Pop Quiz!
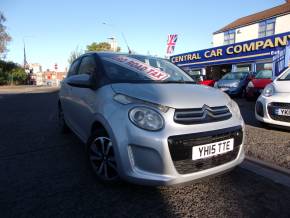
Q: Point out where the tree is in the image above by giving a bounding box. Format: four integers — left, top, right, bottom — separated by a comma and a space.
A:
10, 68, 27, 85
0, 60, 27, 85
0, 12, 11, 59
68, 46, 83, 64
86, 42, 121, 52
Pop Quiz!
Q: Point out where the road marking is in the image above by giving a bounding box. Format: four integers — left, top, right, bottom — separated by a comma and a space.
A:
240, 157, 290, 188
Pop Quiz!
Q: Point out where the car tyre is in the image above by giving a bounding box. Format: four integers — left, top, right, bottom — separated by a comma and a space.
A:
87, 130, 120, 183
58, 104, 70, 134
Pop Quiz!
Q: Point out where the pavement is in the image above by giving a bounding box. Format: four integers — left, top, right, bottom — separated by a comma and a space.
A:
0, 87, 290, 217
0, 85, 59, 94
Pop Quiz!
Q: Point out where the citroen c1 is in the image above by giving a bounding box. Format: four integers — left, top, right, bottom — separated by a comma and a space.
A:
58, 52, 245, 186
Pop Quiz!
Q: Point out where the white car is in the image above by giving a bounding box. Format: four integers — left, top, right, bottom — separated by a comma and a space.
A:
255, 68, 290, 128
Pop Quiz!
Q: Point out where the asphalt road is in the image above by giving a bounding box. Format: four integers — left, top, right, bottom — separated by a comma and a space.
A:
1, 89, 290, 217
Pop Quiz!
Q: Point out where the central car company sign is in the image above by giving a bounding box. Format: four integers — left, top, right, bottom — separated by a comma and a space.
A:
170, 32, 290, 70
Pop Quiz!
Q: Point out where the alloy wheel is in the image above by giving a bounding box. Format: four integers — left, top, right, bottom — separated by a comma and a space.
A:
89, 136, 119, 181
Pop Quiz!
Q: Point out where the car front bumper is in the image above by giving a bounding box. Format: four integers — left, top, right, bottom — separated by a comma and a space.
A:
255, 94, 290, 128
108, 107, 245, 186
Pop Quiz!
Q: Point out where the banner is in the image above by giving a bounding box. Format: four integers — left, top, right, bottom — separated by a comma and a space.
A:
171, 31, 290, 75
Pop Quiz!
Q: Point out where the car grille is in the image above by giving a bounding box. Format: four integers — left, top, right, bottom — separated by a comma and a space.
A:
174, 105, 232, 124
168, 126, 243, 175
267, 102, 290, 123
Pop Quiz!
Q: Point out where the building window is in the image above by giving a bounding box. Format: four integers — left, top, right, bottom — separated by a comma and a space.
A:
259, 18, 275, 38
224, 30, 235, 45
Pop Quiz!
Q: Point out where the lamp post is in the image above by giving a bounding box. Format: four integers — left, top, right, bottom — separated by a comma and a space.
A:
102, 22, 132, 54
107, 37, 117, 52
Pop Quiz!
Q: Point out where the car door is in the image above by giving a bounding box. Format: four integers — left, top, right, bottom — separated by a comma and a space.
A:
67, 54, 99, 142
59, 58, 81, 130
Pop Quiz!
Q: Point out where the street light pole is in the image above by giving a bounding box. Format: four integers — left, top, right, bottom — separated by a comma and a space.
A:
107, 37, 117, 52
102, 22, 132, 54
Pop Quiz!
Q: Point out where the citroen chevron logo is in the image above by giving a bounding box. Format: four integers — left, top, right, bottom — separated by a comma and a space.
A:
202, 104, 211, 112
201, 105, 218, 118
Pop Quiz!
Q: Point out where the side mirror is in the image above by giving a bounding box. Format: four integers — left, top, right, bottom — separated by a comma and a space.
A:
67, 74, 93, 88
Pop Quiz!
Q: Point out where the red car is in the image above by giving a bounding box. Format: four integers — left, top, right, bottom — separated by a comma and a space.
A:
198, 79, 216, 87
246, 70, 272, 99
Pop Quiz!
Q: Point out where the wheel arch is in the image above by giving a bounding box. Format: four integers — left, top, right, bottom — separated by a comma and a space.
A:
88, 116, 114, 144
90, 120, 107, 135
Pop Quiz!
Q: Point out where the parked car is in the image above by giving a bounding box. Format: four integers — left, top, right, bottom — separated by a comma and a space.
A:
58, 52, 245, 186
198, 76, 216, 87
246, 70, 272, 99
214, 71, 252, 96
199, 80, 215, 87
185, 71, 216, 87
255, 67, 290, 128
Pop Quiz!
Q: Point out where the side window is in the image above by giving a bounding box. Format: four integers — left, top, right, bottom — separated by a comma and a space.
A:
67, 59, 80, 77
78, 55, 97, 75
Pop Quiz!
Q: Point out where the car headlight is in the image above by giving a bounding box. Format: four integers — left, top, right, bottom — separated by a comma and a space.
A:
247, 81, 254, 88
227, 99, 241, 116
231, 82, 239, 88
262, 84, 274, 97
129, 107, 164, 131
113, 94, 169, 113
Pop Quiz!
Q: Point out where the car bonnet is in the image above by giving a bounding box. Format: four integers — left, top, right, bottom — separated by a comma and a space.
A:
111, 83, 229, 109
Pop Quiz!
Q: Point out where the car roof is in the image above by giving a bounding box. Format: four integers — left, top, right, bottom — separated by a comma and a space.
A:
81, 51, 164, 60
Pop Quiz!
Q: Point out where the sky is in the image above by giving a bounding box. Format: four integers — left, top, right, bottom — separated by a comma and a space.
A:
1, 0, 286, 71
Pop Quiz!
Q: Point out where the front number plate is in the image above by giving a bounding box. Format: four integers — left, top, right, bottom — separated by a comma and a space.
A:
192, 138, 234, 161
276, 108, 290, 116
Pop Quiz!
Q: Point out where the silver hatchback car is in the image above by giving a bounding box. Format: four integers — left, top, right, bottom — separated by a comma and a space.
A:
58, 52, 245, 186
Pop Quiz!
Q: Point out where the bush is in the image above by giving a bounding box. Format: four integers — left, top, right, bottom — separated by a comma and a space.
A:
11, 68, 27, 85
0, 60, 27, 85
0, 68, 9, 85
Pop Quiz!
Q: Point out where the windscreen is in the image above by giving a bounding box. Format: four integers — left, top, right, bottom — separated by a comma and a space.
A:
255, 70, 272, 79
221, 72, 248, 80
100, 54, 193, 83
278, 68, 290, 81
